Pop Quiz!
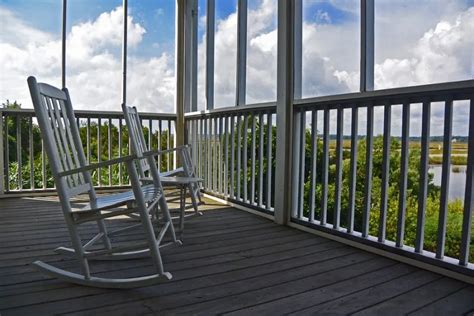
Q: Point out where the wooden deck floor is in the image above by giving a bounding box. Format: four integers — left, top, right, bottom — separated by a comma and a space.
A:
0, 196, 473, 315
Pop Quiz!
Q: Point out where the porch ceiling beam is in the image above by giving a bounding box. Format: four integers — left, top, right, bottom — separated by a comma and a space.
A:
236, 0, 247, 106
360, 0, 374, 92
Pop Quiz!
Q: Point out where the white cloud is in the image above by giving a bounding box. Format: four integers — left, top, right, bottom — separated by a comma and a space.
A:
0, 7, 61, 106
0, 8, 52, 47
316, 10, 331, 24
373, 7, 474, 89
196, 0, 279, 109
246, 0, 278, 104
213, 9, 238, 107
0, 6, 175, 113
302, 21, 358, 96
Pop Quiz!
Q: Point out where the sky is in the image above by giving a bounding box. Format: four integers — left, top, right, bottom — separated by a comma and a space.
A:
0, 0, 473, 135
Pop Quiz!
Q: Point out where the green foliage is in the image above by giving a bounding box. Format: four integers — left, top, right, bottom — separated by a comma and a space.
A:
8, 160, 54, 190
234, 116, 276, 206
4, 101, 173, 190
2, 100, 43, 164
295, 132, 471, 259
430, 155, 467, 165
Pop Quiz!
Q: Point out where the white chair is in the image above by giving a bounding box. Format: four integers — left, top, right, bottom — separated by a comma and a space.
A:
122, 105, 202, 238
27, 76, 180, 288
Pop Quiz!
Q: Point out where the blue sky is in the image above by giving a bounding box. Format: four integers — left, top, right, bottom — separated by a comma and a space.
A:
0, 0, 357, 57
0, 0, 247, 58
304, 1, 358, 24
0, 0, 178, 57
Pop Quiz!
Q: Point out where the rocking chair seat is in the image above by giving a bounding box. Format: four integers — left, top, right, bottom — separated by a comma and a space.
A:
160, 167, 184, 177
161, 176, 203, 185
77, 184, 161, 213
140, 176, 203, 186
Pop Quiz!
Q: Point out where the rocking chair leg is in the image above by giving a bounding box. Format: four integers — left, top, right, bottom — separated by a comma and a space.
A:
188, 183, 202, 216
66, 214, 91, 278
140, 210, 166, 275
179, 186, 185, 240
194, 182, 203, 204
96, 219, 112, 250
158, 193, 180, 244
127, 163, 169, 277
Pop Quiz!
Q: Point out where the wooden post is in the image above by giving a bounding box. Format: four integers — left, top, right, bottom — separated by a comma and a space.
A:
121, 0, 128, 106
0, 110, 4, 196
360, 0, 374, 92
175, 0, 186, 154
191, 0, 198, 112
206, 0, 215, 110
274, 0, 297, 225
236, 0, 247, 106
61, 0, 67, 89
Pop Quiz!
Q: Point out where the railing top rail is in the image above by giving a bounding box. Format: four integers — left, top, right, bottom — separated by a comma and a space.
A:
294, 80, 474, 109
0, 108, 177, 120
185, 101, 276, 118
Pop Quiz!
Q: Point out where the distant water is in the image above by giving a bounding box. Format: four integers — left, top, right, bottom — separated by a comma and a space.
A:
429, 165, 466, 201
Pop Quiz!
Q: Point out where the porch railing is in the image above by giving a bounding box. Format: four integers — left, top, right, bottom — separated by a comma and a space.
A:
185, 81, 473, 277
185, 103, 276, 214
0, 108, 176, 195
291, 81, 473, 275
1, 81, 472, 277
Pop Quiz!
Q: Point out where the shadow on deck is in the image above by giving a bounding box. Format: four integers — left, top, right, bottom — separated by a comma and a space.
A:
0, 196, 473, 315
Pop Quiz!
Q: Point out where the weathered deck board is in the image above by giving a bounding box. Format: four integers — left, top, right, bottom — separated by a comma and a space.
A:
0, 196, 473, 315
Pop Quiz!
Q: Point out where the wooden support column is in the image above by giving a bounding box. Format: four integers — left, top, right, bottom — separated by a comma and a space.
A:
290, 0, 302, 218
121, 0, 128, 106
0, 110, 4, 196
183, 0, 192, 113
175, 0, 186, 151
236, 0, 247, 106
274, 0, 298, 225
206, 0, 215, 110
191, 0, 198, 112
360, 0, 374, 92
61, 0, 67, 89
293, 0, 302, 99
183, 0, 198, 114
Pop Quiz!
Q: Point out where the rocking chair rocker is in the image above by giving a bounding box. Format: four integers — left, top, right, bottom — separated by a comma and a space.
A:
27, 76, 180, 288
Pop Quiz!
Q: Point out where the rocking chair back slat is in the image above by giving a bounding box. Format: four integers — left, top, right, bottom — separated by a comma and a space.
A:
29, 78, 94, 201
123, 105, 151, 176
181, 146, 194, 177
58, 99, 86, 186
48, 97, 82, 190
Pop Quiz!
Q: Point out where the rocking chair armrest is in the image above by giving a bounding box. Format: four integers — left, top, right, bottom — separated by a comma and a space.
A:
141, 145, 189, 158
141, 148, 164, 158
57, 155, 137, 177
142, 145, 191, 157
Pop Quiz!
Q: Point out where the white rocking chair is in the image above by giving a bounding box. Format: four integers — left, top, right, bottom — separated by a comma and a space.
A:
27, 76, 180, 288
122, 105, 203, 238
